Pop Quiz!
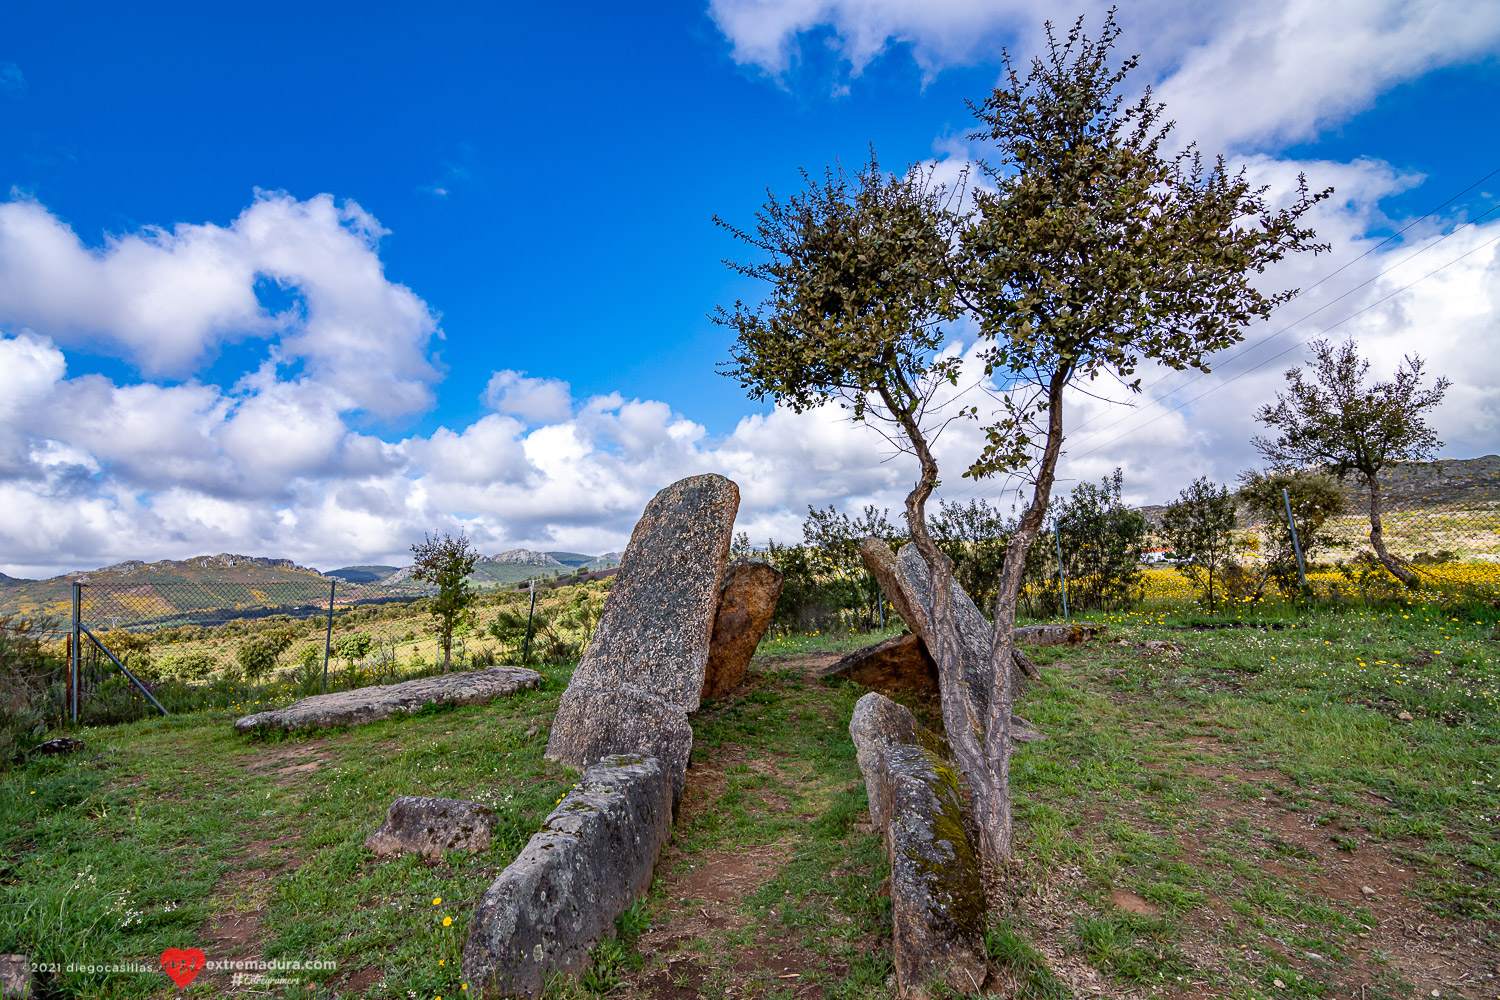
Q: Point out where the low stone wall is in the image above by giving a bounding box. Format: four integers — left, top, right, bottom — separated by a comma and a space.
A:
232, 666, 542, 733
462, 755, 674, 1000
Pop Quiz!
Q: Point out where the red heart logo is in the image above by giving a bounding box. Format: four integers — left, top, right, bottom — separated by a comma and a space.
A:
159, 947, 206, 988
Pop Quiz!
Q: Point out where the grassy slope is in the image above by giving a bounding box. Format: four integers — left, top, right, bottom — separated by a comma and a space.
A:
3, 606, 1496, 999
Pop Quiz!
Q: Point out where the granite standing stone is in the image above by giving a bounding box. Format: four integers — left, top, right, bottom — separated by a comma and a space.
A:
560, 474, 739, 711
232, 666, 542, 733
364, 796, 496, 860
462, 755, 674, 1000
546, 474, 739, 800
700, 558, 783, 702
544, 683, 695, 804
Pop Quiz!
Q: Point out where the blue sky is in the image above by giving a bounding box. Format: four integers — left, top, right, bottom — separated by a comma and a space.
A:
2, 1, 1498, 576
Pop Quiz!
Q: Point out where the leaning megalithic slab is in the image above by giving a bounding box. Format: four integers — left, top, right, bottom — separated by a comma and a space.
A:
545, 473, 739, 801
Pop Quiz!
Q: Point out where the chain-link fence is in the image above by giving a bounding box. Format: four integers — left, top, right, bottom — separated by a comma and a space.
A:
26, 568, 614, 726
1130, 488, 1500, 611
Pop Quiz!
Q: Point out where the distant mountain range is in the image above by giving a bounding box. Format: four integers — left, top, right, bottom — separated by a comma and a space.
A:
0, 548, 626, 622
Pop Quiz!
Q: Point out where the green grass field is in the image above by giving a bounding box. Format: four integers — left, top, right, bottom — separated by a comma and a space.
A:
3, 599, 1496, 998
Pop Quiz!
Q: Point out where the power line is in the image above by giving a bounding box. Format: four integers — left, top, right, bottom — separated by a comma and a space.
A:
941, 168, 1500, 505
1060, 174, 1500, 443
1062, 229, 1500, 465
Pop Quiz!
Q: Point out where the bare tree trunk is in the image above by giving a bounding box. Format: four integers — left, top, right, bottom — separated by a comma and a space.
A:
972, 369, 1070, 865
1366, 476, 1416, 586
881, 365, 1071, 872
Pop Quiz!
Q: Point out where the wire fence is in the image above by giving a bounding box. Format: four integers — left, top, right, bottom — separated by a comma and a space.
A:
762, 482, 1500, 631
0, 566, 614, 728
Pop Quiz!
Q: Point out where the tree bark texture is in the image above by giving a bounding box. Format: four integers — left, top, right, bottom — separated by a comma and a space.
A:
1366, 476, 1417, 587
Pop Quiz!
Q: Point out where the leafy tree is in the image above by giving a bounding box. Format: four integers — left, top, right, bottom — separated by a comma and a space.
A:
165, 650, 217, 682
410, 531, 480, 672
1237, 469, 1348, 597
1252, 337, 1449, 586
718, 12, 1327, 869
1052, 469, 1147, 613
1161, 478, 1238, 611
237, 632, 292, 683
334, 632, 372, 669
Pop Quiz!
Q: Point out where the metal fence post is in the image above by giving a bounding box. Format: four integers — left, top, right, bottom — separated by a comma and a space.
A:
71, 582, 81, 724
322, 579, 336, 694
522, 580, 537, 665
1054, 519, 1070, 621
1282, 487, 1308, 590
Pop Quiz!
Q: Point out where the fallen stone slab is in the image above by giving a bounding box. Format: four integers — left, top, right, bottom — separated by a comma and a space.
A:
849, 692, 926, 831
1014, 623, 1108, 646
232, 666, 542, 733
365, 796, 496, 860
848, 693, 986, 997
545, 683, 694, 805
884, 742, 989, 997
462, 754, 673, 1000
818, 633, 938, 694
700, 558, 783, 702
30, 736, 86, 757
823, 635, 1045, 741
558, 473, 739, 713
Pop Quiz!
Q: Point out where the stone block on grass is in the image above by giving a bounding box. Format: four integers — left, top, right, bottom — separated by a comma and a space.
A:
462, 755, 673, 1000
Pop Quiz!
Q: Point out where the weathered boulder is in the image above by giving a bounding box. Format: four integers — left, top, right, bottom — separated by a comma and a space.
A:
701, 558, 783, 702
233, 666, 542, 733
817, 633, 938, 693
1014, 623, 1107, 646
462, 755, 674, 1000
544, 683, 694, 805
30, 736, 86, 757
364, 796, 496, 860
848, 692, 924, 830
556, 473, 739, 712
0, 954, 30, 999
883, 743, 989, 997
849, 692, 987, 997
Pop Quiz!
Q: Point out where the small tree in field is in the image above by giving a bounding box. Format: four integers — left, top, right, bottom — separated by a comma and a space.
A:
410, 531, 480, 672
1253, 337, 1449, 587
1237, 469, 1347, 596
718, 12, 1327, 870
1161, 477, 1238, 611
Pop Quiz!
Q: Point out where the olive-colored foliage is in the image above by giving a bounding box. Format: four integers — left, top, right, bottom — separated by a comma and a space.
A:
333, 632, 372, 667
715, 152, 962, 430
1048, 470, 1148, 614
1253, 337, 1450, 586
957, 13, 1330, 482
1161, 478, 1238, 612
410, 531, 481, 672
236, 631, 292, 683
1237, 469, 1349, 597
